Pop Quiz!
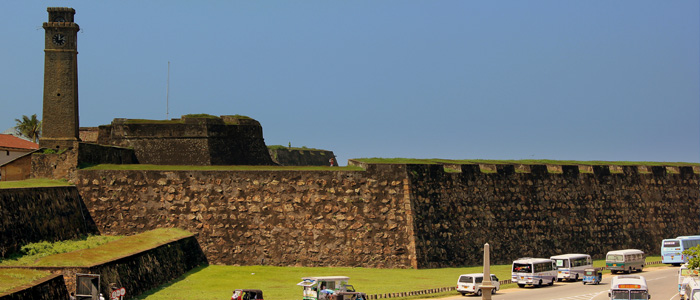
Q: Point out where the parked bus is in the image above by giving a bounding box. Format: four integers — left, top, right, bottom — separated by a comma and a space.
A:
662, 235, 700, 266
606, 249, 645, 274
608, 275, 650, 300
682, 276, 700, 300
550, 253, 592, 282
679, 264, 700, 299
511, 258, 557, 288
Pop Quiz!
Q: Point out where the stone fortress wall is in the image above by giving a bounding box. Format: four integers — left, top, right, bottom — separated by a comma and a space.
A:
96, 115, 275, 166
75, 162, 699, 268
269, 147, 337, 166
0, 187, 99, 258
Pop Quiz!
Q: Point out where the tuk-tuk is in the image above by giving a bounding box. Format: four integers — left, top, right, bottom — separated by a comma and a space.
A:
297, 276, 367, 300
231, 289, 264, 300
582, 268, 602, 285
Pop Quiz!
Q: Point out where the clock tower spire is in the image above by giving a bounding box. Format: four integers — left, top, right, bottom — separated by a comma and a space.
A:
40, 7, 80, 149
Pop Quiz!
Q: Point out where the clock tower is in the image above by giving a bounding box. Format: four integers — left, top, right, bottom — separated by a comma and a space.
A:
40, 7, 80, 149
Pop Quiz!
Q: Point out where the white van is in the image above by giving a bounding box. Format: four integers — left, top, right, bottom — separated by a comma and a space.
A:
550, 253, 592, 281
511, 257, 557, 287
679, 264, 700, 298
682, 276, 700, 300
456, 273, 500, 296
608, 275, 651, 300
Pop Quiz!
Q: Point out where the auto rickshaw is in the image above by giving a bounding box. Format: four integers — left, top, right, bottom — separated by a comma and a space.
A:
231, 289, 264, 300
582, 268, 602, 285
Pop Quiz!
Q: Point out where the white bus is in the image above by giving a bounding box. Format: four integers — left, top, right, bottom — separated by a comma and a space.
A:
662, 235, 700, 265
511, 257, 557, 288
606, 249, 645, 274
608, 275, 650, 300
550, 253, 592, 281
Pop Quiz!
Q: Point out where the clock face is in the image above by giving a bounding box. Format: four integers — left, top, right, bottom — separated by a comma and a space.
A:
54, 16, 66, 22
52, 34, 66, 46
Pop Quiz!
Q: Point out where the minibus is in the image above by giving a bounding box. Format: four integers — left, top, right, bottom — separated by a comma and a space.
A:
608, 275, 650, 300
550, 253, 592, 281
511, 257, 557, 287
606, 249, 645, 274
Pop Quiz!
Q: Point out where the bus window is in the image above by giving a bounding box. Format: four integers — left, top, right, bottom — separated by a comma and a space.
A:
664, 240, 681, 247
611, 290, 628, 299
629, 290, 649, 300
608, 254, 623, 262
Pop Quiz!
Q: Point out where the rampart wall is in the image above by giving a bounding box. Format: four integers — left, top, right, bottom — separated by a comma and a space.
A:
0, 274, 68, 300
31, 143, 136, 182
0, 235, 206, 299
76, 164, 416, 268
97, 116, 275, 166
0, 187, 99, 257
405, 164, 700, 268
75, 163, 699, 268
269, 148, 337, 166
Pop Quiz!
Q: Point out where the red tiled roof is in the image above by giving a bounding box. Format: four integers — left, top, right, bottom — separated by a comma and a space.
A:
0, 134, 39, 150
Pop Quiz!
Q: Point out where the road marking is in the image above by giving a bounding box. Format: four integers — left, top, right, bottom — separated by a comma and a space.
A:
548, 291, 604, 300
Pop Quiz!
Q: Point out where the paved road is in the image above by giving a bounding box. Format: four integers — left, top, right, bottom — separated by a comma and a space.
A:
420, 266, 682, 300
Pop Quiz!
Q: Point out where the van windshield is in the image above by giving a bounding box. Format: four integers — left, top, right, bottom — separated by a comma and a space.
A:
554, 259, 569, 268
607, 254, 624, 262
513, 263, 532, 273
459, 276, 473, 283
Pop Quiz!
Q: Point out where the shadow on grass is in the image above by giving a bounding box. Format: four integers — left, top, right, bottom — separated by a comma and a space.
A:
135, 264, 210, 299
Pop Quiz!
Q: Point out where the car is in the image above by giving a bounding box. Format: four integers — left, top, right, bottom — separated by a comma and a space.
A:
231, 289, 264, 300
456, 273, 500, 296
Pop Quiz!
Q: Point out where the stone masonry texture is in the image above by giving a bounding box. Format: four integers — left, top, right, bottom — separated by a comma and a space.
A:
74, 163, 699, 268
0, 187, 99, 258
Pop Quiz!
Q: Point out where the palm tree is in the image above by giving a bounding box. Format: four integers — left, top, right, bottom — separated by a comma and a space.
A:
14, 114, 41, 143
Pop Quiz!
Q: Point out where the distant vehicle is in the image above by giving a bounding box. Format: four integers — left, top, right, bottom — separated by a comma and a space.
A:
682, 276, 700, 300
456, 273, 500, 296
662, 235, 700, 266
608, 275, 650, 300
550, 253, 592, 281
606, 249, 645, 274
582, 268, 602, 285
679, 264, 700, 299
297, 276, 367, 300
511, 257, 557, 288
231, 289, 263, 300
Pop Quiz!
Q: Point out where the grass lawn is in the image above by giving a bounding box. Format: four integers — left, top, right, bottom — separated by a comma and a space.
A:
1, 228, 191, 267
136, 256, 662, 300
81, 164, 364, 171
0, 268, 52, 295
0, 178, 72, 189
0, 235, 123, 267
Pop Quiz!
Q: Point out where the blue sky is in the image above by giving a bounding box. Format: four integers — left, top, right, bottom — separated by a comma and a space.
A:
2, 1, 698, 165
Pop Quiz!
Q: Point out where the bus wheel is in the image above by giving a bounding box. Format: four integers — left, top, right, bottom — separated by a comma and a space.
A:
574, 274, 579, 281
538, 280, 543, 286
549, 278, 554, 286
476, 289, 482, 296
517, 284, 525, 288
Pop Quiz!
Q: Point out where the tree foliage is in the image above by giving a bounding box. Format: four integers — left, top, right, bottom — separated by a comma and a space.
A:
683, 245, 700, 270
14, 114, 41, 143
